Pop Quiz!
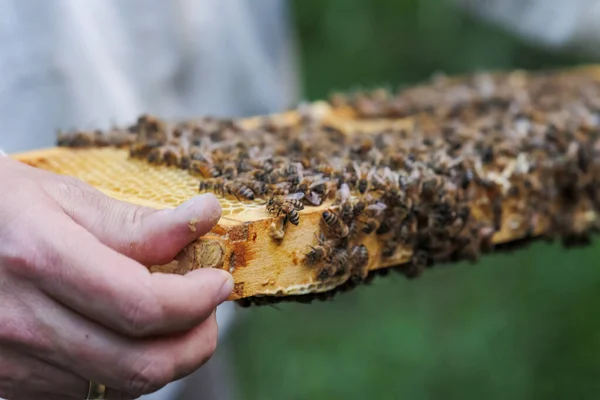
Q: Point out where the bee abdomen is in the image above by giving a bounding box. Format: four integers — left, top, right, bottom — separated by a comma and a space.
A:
322, 211, 337, 225
358, 180, 368, 193
288, 209, 300, 225
239, 185, 255, 200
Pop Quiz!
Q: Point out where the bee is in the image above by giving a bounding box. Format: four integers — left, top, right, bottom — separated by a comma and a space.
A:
221, 162, 238, 179
239, 179, 267, 197
322, 210, 350, 238
266, 193, 305, 225
352, 162, 376, 194
56, 130, 96, 148
198, 180, 213, 192
180, 155, 191, 170
210, 179, 256, 201
459, 169, 474, 190
304, 233, 334, 265
420, 177, 444, 204
317, 248, 349, 280
358, 202, 387, 234
349, 245, 369, 281
146, 147, 164, 164
337, 183, 354, 224
352, 200, 366, 219
189, 160, 213, 177
351, 137, 374, 155
329, 248, 349, 274
381, 240, 397, 258
236, 184, 256, 200
136, 114, 168, 142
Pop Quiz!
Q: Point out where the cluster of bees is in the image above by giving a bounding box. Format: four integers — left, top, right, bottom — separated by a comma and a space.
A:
58, 68, 600, 306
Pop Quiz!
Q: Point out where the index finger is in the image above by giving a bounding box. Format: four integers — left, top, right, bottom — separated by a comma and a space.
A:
20, 208, 233, 338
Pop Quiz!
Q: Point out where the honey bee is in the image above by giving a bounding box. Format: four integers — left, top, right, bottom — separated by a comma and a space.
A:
56, 130, 96, 148
189, 160, 213, 178
317, 248, 349, 280
145, 147, 163, 164
266, 192, 305, 225
351, 137, 374, 155
221, 162, 238, 179
352, 162, 376, 194
136, 114, 168, 141
209, 179, 256, 201
304, 233, 334, 265
145, 146, 182, 167
358, 202, 387, 234
349, 244, 369, 281
322, 210, 350, 238
381, 240, 397, 258
239, 179, 267, 197
337, 183, 354, 224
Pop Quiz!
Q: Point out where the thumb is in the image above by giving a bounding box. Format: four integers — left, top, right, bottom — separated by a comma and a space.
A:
47, 176, 222, 265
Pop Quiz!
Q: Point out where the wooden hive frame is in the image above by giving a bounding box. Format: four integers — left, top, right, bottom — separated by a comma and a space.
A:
10, 65, 600, 305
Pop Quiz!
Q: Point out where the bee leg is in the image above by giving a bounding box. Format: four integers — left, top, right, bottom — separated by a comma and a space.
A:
282, 214, 289, 226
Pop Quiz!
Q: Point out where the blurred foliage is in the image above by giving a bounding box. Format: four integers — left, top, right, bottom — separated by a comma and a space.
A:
230, 1, 600, 399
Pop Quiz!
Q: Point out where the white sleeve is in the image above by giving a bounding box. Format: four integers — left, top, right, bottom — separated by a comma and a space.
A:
455, 0, 600, 58
174, 0, 301, 117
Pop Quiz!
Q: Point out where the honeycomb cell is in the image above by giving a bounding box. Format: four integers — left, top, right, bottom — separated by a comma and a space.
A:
29, 148, 271, 216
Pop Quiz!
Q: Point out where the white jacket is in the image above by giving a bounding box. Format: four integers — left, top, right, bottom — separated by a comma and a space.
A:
0, 0, 299, 153
455, 0, 600, 58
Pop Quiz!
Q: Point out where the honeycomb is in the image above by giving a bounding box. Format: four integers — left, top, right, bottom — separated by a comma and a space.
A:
20, 147, 265, 218
12, 65, 600, 305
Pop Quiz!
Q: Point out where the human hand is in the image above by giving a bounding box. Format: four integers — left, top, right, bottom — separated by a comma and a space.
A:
0, 156, 233, 399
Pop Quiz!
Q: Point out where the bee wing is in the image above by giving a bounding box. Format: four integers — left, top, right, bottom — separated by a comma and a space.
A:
371, 170, 386, 186
305, 191, 322, 206
286, 192, 305, 200
295, 162, 304, 180
371, 148, 384, 165
367, 166, 378, 181
352, 161, 361, 177
248, 146, 260, 159
337, 183, 350, 203
331, 157, 344, 171
276, 181, 292, 189
309, 178, 328, 189
366, 202, 387, 213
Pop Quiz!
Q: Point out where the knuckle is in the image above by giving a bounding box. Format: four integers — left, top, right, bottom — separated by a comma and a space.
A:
126, 355, 173, 396
3, 229, 60, 281
52, 176, 87, 203
120, 295, 163, 336
0, 312, 45, 350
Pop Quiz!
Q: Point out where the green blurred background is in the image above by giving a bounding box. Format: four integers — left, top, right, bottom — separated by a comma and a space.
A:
228, 1, 600, 399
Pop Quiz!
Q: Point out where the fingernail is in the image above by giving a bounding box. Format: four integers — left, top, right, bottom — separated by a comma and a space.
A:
217, 270, 235, 302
